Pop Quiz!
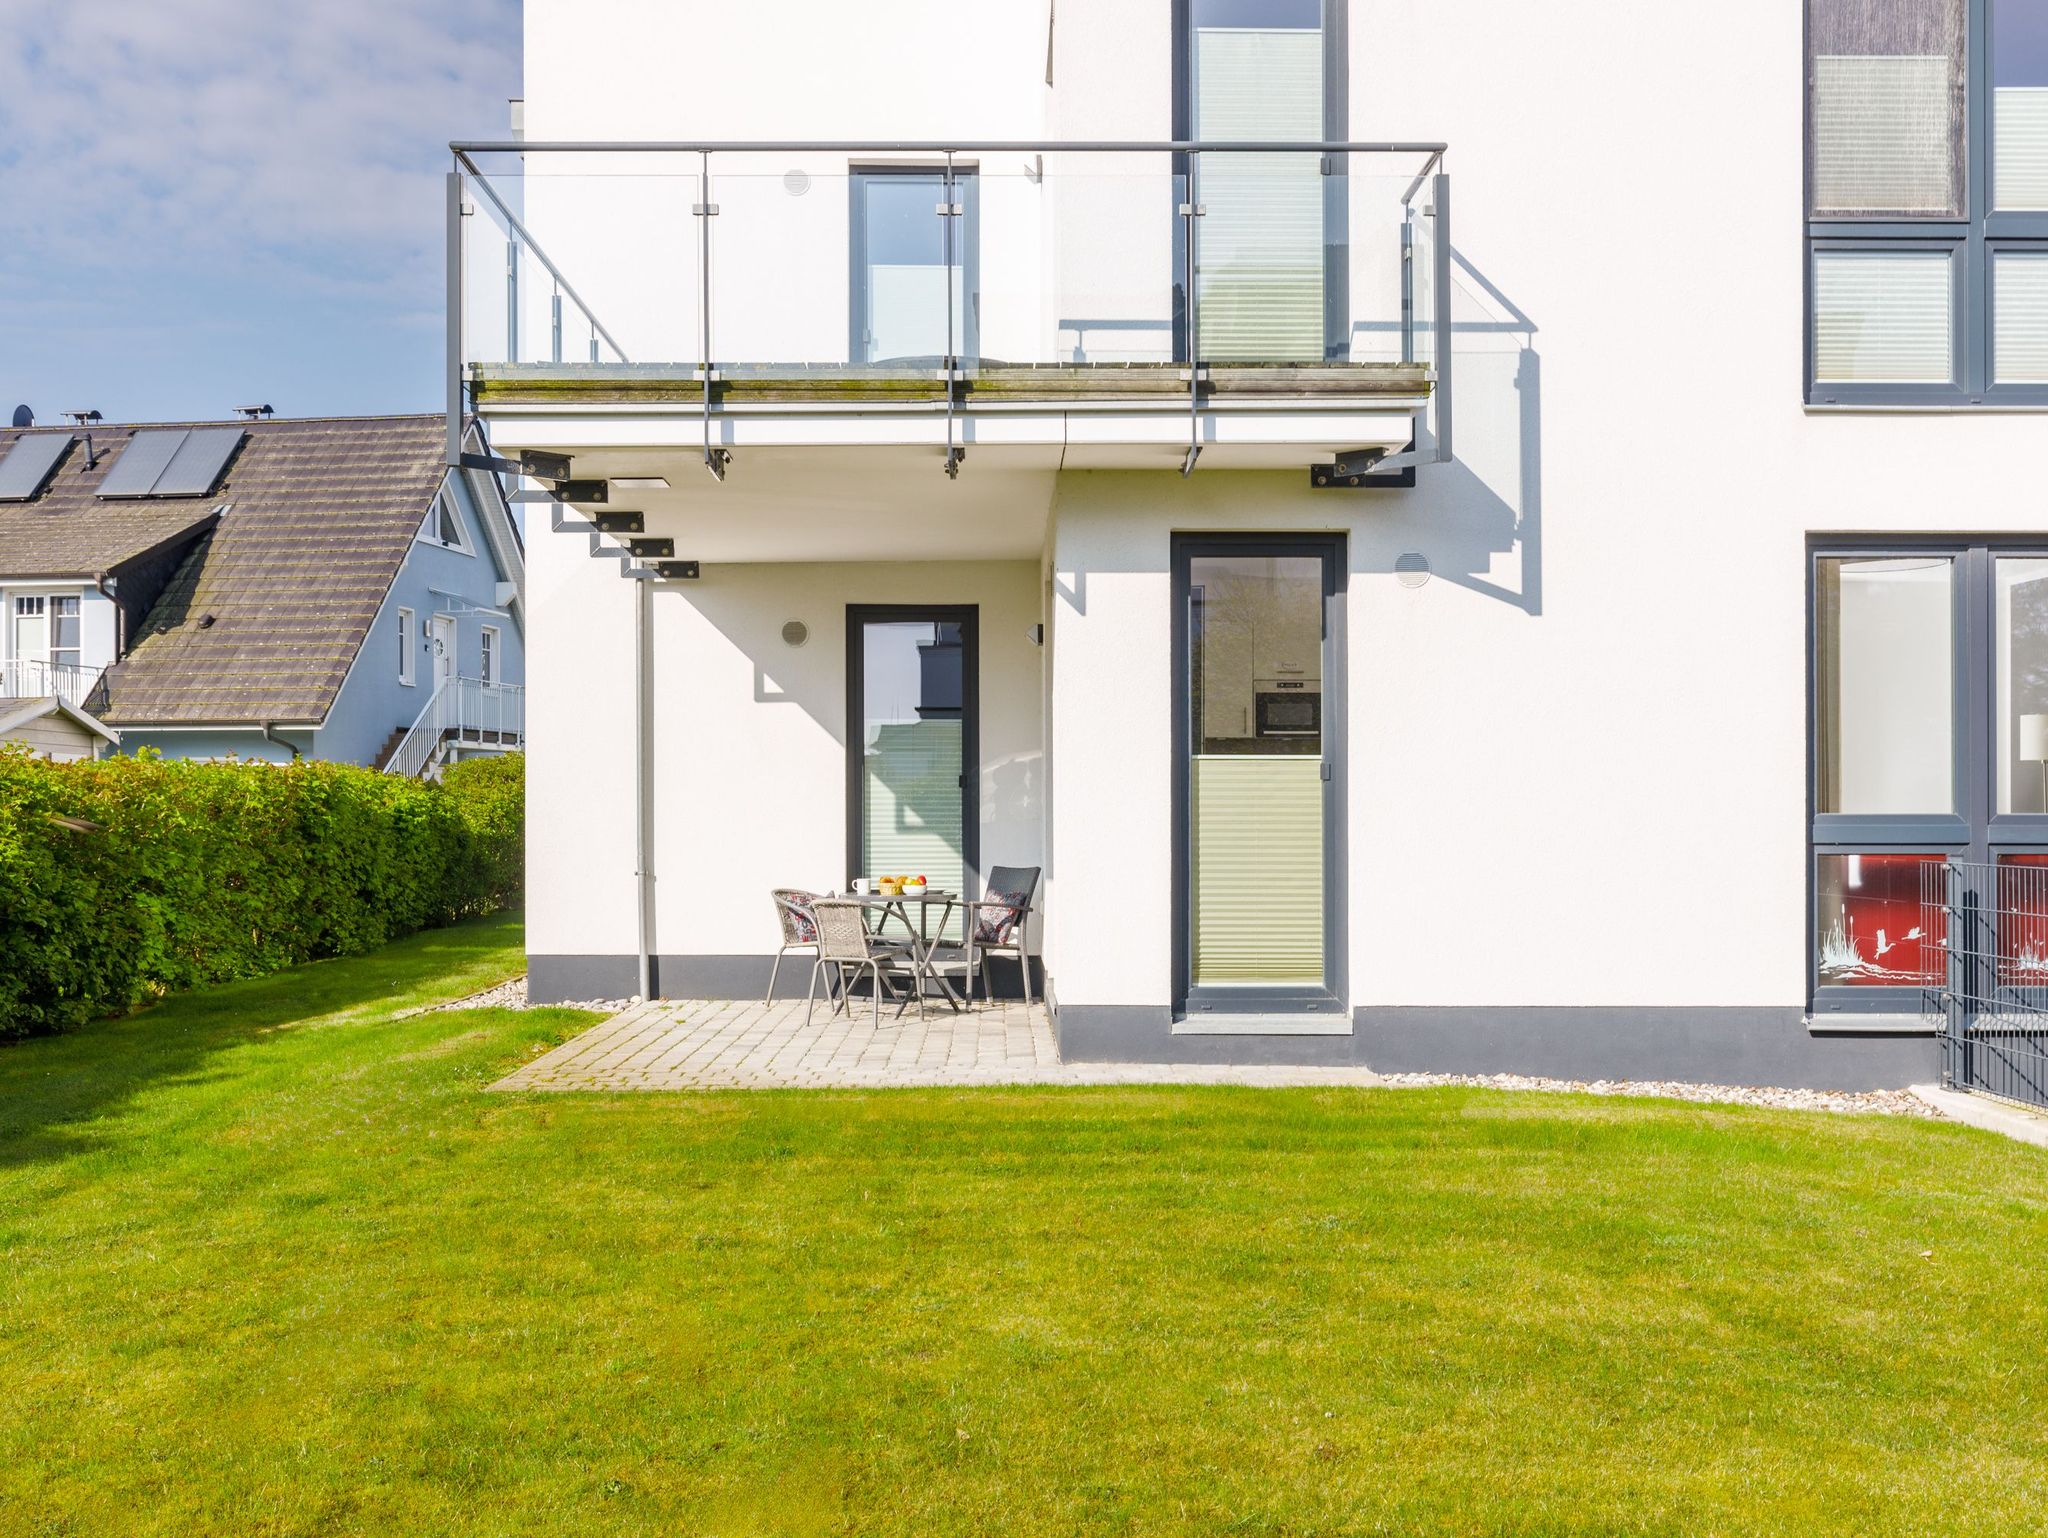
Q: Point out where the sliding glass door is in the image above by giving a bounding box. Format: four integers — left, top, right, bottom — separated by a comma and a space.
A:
1174, 536, 1346, 1016
847, 607, 978, 935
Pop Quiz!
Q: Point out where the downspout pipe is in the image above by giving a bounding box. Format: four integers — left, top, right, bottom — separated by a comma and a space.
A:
261, 722, 302, 762
634, 577, 654, 1002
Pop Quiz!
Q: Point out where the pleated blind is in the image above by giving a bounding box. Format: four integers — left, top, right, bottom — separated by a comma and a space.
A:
1191, 756, 1323, 986
862, 719, 965, 917
1812, 250, 1953, 383
1194, 28, 1323, 361
1997, 87, 2048, 209
1811, 54, 1959, 214
1996, 252, 2048, 383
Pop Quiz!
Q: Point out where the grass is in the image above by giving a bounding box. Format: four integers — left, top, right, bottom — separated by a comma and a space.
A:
2, 914, 2047, 1535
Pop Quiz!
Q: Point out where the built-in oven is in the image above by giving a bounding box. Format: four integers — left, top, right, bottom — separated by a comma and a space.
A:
1254, 687, 1320, 738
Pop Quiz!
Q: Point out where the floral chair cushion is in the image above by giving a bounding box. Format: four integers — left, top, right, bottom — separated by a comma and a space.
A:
974, 891, 1030, 945
774, 889, 820, 945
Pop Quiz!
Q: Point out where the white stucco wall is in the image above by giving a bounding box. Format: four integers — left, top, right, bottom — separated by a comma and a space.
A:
516, 0, 2048, 1023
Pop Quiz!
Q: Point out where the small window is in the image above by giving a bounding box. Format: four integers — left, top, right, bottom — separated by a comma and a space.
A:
12, 595, 48, 662
50, 596, 79, 670
419, 491, 471, 552
1815, 556, 1954, 814
398, 607, 416, 686
480, 625, 499, 688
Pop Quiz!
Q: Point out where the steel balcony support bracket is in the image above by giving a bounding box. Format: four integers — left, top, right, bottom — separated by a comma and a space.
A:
696, 150, 728, 482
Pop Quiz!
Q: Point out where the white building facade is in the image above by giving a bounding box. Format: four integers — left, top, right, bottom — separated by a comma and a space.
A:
477, 0, 2048, 1087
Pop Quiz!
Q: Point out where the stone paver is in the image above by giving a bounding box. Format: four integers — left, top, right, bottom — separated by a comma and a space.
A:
490, 996, 1387, 1091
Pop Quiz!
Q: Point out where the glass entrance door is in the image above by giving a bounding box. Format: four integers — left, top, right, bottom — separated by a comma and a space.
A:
1174, 536, 1345, 1014
848, 607, 978, 935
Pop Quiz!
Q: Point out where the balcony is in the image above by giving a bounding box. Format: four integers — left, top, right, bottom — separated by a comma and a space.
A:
382, 678, 525, 780
0, 660, 105, 712
447, 140, 1452, 483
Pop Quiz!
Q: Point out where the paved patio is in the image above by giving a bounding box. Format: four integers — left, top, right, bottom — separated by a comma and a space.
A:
490, 997, 1388, 1091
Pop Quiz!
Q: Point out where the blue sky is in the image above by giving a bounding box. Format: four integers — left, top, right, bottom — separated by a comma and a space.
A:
0, 0, 521, 426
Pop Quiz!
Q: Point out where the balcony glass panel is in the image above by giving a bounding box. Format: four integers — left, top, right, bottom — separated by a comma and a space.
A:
457, 149, 1442, 384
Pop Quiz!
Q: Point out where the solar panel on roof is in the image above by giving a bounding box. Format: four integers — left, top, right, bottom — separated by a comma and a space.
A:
154, 427, 244, 497
96, 427, 243, 498
0, 433, 74, 500
97, 430, 188, 497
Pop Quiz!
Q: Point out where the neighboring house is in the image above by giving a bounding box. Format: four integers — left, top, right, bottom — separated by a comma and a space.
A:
0, 695, 118, 761
460, 0, 2041, 1089
0, 414, 526, 773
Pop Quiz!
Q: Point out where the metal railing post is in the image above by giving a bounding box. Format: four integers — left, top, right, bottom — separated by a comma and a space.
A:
1400, 213, 1414, 365
696, 150, 726, 480
551, 287, 563, 364
942, 150, 962, 479
1431, 170, 1453, 464
445, 168, 465, 468
506, 238, 520, 362
1179, 153, 1202, 476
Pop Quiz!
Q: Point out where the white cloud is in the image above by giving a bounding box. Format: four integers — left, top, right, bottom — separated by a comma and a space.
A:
0, 0, 520, 299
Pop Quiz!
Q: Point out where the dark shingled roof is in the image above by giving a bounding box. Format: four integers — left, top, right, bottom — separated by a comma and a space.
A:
0, 415, 455, 727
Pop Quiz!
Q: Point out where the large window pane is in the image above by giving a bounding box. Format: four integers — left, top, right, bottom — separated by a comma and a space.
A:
1816, 852, 1945, 986
1994, 251, 2048, 383
1995, 0, 2048, 208
1998, 853, 2048, 984
1809, 0, 1966, 215
1816, 557, 1953, 813
1997, 558, 2048, 811
1812, 250, 1954, 382
1188, 554, 1323, 987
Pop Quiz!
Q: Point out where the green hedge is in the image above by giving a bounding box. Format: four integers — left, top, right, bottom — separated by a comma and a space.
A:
0, 749, 524, 1040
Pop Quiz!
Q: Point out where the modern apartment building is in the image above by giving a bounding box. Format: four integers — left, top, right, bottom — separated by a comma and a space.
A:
460, 0, 2048, 1087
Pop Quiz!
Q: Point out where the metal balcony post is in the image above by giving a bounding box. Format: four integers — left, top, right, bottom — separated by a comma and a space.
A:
1179, 155, 1202, 476
506, 238, 520, 362
551, 286, 563, 364
445, 168, 464, 468
1431, 170, 1453, 463
696, 150, 727, 480
942, 151, 963, 479
1400, 213, 1414, 365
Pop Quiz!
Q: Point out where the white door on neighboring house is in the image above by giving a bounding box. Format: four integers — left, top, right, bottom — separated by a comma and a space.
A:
427, 616, 457, 689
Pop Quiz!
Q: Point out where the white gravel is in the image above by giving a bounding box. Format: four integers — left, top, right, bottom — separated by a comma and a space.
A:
399, 976, 636, 1018
1375, 1071, 1940, 1117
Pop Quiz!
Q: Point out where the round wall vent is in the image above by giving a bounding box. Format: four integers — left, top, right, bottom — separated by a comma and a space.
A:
783, 169, 812, 196
1395, 552, 1432, 589
781, 619, 809, 648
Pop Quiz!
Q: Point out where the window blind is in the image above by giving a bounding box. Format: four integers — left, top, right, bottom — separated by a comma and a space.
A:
1997, 86, 2048, 209
1194, 27, 1323, 361
1996, 251, 2048, 383
1811, 54, 1958, 214
1191, 755, 1323, 986
863, 719, 966, 933
1813, 250, 1953, 383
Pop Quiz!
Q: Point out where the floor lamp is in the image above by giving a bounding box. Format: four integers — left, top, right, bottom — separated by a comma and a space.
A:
2024, 713, 2048, 812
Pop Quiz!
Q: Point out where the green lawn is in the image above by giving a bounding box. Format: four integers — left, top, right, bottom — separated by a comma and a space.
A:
3, 915, 2047, 1535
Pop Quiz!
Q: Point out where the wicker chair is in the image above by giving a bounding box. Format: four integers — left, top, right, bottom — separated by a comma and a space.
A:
767, 888, 825, 1004
808, 898, 914, 1027
931, 865, 1041, 1006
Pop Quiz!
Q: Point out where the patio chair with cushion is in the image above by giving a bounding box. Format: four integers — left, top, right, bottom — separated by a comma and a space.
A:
767, 888, 825, 1004
808, 898, 915, 1027
930, 865, 1041, 1007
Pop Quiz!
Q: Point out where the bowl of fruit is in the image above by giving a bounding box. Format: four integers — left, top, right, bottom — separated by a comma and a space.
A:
903, 875, 928, 896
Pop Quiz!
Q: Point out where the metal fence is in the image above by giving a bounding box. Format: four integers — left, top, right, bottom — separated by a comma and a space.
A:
1922, 858, 2048, 1109
386, 677, 525, 780
0, 659, 104, 710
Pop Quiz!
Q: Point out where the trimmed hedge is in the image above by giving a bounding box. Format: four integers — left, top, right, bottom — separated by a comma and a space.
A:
0, 749, 524, 1040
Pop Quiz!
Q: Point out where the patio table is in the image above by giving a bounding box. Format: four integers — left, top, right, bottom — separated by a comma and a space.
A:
840, 889, 964, 1014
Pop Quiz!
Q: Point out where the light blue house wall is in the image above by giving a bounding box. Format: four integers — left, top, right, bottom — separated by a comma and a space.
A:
119, 471, 523, 766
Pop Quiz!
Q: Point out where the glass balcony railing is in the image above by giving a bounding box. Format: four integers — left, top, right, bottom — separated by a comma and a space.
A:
448, 141, 1452, 459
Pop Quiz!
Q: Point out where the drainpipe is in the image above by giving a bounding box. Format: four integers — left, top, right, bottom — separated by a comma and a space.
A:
94, 573, 123, 659
633, 577, 654, 1001
261, 722, 301, 761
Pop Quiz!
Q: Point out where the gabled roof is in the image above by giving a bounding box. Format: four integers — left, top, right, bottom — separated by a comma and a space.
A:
72, 415, 466, 727
0, 695, 120, 745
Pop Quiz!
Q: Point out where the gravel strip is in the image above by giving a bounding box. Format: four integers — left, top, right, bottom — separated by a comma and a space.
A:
1376, 1071, 1941, 1117
399, 976, 636, 1018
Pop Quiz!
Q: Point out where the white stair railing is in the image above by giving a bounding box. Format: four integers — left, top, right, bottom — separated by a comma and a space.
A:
386, 677, 525, 778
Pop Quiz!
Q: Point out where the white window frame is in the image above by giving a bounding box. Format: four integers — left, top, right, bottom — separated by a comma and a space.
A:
480, 624, 499, 688
398, 606, 416, 686
416, 488, 475, 555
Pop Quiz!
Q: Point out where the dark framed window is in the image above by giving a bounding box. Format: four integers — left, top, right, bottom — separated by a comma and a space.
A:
1810, 540, 2048, 1013
848, 167, 979, 368
1806, 0, 2048, 404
